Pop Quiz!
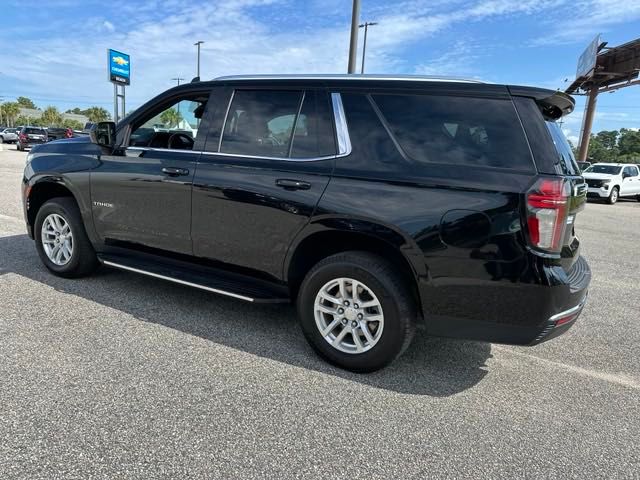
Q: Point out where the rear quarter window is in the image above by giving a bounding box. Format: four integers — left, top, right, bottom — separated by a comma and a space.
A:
373, 94, 534, 172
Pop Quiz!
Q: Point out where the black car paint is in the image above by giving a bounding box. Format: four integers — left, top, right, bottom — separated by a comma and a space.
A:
23, 77, 589, 346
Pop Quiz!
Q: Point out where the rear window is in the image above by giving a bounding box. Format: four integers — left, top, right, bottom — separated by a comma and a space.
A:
584, 165, 621, 175
373, 94, 534, 171
25, 128, 44, 134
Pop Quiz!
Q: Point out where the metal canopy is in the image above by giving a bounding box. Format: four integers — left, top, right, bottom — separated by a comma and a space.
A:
566, 38, 640, 94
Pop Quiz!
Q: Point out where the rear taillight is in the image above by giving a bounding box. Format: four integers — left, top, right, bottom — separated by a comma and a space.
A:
526, 178, 571, 253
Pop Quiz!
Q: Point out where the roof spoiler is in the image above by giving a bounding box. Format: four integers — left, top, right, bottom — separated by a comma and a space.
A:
508, 86, 575, 120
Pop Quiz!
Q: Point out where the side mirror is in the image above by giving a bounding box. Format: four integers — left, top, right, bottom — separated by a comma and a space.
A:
89, 121, 116, 148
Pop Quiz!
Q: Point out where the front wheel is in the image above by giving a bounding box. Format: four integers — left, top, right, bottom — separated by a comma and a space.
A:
297, 251, 416, 372
607, 186, 619, 205
34, 197, 99, 278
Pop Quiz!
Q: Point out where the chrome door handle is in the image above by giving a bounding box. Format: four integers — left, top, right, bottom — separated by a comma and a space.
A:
275, 179, 311, 190
162, 167, 189, 176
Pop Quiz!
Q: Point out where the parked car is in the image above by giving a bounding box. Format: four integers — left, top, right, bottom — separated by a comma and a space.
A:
17, 126, 48, 151
0, 127, 19, 144
583, 163, 640, 204
577, 161, 591, 172
21, 74, 590, 372
46, 127, 73, 141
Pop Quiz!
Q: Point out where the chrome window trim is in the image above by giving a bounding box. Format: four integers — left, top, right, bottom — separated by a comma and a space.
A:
126, 146, 202, 155
218, 89, 235, 153
125, 92, 353, 163
331, 92, 352, 156
288, 91, 306, 158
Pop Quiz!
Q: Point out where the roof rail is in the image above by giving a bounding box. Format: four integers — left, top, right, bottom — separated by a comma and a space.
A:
213, 74, 484, 84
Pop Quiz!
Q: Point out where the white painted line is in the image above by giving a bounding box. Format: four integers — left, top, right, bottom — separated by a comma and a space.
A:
494, 345, 640, 391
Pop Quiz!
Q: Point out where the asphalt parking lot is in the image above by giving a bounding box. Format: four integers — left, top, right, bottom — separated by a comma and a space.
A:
0, 144, 639, 479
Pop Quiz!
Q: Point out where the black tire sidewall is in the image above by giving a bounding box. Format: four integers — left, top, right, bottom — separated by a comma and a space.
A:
34, 199, 91, 277
298, 257, 413, 372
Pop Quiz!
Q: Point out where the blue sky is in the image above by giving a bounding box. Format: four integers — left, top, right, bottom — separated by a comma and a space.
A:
1, 0, 639, 143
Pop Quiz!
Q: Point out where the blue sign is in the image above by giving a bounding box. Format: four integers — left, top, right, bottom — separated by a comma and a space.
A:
108, 49, 130, 85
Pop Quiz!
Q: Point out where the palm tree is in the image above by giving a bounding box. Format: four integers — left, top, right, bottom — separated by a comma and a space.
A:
1, 102, 20, 127
159, 108, 182, 128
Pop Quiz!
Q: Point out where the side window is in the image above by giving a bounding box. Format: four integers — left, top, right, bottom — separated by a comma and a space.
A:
631, 167, 640, 177
373, 94, 534, 171
219, 90, 336, 159
291, 92, 336, 158
129, 95, 210, 150
220, 90, 302, 157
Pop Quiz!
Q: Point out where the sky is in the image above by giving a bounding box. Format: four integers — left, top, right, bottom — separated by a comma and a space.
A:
1, 0, 639, 143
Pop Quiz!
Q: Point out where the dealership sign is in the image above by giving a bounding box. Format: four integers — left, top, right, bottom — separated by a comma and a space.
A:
108, 49, 131, 85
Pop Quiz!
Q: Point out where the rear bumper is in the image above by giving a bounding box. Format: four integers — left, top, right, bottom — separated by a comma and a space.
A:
422, 255, 591, 345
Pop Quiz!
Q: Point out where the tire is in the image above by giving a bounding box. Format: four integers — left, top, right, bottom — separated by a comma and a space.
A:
297, 251, 416, 373
636, 195, 640, 202
0, 137, 4, 144
607, 186, 619, 204
34, 197, 99, 278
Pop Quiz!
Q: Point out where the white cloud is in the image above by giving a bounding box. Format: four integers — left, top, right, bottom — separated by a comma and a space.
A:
103, 20, 115, 32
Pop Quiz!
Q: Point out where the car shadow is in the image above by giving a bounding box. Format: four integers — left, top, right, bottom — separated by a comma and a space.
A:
0, 233, 491, 396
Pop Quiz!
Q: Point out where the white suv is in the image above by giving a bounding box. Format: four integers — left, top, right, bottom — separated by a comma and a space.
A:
583, 163, 640, 204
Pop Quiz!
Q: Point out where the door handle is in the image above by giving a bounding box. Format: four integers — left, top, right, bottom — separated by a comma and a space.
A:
162, 167, 190, 176
275, 179, 311, 190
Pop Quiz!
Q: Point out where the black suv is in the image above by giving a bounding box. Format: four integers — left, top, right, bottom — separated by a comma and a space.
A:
22, 75, 590, 372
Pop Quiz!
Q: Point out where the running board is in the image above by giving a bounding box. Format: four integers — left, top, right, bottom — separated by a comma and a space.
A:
98, 253, 290, 304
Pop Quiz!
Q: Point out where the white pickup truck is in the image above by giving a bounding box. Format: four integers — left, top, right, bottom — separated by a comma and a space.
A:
583, 163, 640, 204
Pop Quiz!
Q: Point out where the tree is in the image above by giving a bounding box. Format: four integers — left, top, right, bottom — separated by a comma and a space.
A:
16, 96, 38, 109
618, 129, 640, 157
594, 130, 618, 151
41, 106, 63, 127
65, 107, 83, 114
159, 108, 182, 128
82, 106, 110, 122
62, 119, 84, 130
1, 102, 20, 127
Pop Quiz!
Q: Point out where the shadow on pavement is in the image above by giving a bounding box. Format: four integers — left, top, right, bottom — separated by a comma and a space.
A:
0, 233, 491, 396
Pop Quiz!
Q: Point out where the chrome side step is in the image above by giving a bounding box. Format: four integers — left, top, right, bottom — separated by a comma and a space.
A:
102, 260, 255, 302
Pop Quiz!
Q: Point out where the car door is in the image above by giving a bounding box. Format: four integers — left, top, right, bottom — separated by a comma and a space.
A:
191, 86, 338, 280
91, 89, 214, 255
620, 166, 636, 196
625, 165, 640, 195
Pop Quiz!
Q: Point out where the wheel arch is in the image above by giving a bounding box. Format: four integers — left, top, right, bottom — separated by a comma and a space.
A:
284, 218, 428, 319
26, 178, 82, 238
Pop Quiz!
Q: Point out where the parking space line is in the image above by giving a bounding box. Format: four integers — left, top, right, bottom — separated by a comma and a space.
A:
495, 345, 640, 391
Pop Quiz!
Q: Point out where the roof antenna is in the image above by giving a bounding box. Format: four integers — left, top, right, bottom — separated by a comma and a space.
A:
191, 76, 200, 83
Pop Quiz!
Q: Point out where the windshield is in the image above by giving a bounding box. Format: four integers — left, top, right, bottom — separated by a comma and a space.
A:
25, 128, 44, 135
583, 165, 622, 175
545, 121, 580, 175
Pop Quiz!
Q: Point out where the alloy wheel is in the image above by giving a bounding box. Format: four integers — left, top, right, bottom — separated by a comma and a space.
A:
41, 213, 74, 266
314, 277, 384, 354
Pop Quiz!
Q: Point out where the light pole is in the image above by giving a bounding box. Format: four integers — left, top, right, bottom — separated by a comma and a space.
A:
359, 22, 378, 74
347, 0, 361, 73
194, 41, 204, 79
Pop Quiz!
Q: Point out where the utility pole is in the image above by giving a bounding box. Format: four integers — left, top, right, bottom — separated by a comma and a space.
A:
359, 22, 378, 74
347, 0, 361, 73
171, 77, 184, 86
194, 41, 204, 79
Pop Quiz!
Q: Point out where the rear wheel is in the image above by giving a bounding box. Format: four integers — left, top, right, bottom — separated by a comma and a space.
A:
607, 186, 619, 205
34, 197, 99, 278
297, 251, 416, 372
